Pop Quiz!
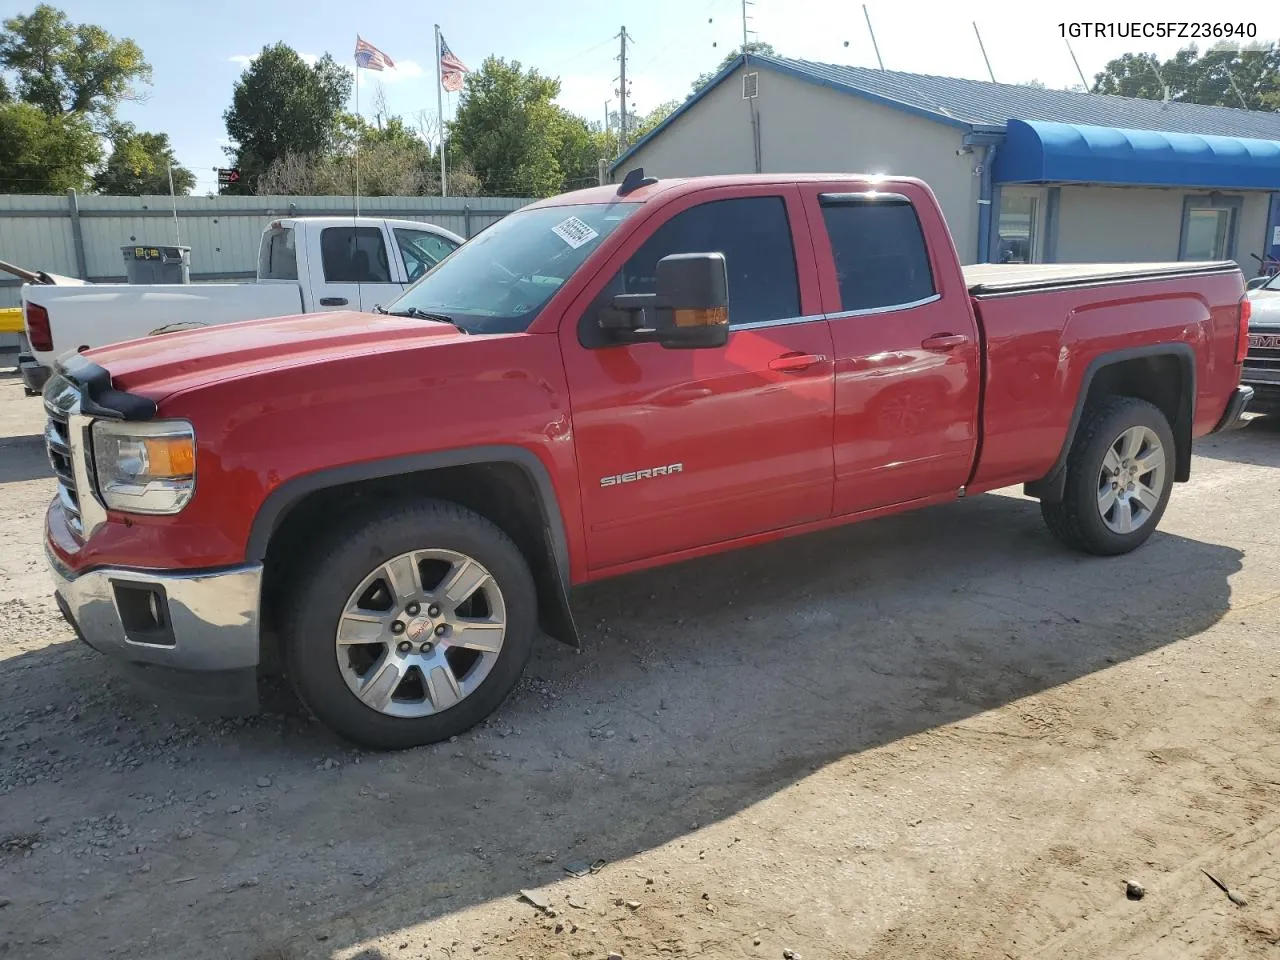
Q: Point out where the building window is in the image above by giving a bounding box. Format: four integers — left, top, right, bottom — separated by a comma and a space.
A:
1179, 195, 1242, 261
996, 191, 1039, 263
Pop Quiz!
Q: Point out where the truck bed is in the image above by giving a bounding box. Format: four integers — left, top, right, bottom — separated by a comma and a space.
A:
964, 261, 1239, 296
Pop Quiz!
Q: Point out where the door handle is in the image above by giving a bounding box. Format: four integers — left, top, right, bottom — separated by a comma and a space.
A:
319, 297, 348, 307
921, 333, 969, 350
768, 353, 827, 372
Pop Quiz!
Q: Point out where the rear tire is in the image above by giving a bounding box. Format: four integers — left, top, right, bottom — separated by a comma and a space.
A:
1040, 396, 1175, 556
281, 499, 537, 750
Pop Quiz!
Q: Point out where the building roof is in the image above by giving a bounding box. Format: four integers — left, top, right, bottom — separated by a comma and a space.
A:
612, 54, 1280, 173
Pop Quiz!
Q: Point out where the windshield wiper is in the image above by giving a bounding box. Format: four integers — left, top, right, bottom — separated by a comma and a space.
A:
380, 305, 468, 333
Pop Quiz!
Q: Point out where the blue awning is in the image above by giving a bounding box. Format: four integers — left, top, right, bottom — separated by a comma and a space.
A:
994, 119, 1280, 190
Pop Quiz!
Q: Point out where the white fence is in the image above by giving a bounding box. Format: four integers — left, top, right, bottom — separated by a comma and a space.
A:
0, 192, 535, 309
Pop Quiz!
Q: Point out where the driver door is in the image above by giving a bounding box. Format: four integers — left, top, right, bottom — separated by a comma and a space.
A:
558, 187, 837, 570
393, 227, 461, 284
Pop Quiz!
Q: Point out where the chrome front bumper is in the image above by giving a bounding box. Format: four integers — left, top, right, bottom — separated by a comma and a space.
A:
48, 546, 264, 712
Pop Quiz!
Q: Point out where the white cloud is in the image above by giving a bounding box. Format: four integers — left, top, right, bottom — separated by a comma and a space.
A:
382, 59, 425, 83
299, 52, 320, 67
228, 54, 253, 66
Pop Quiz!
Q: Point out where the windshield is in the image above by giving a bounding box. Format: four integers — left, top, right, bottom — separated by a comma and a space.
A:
1264, 272, 1280, 292
382, 201, 638, 334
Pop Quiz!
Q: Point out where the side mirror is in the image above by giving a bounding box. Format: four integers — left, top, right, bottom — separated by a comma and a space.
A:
599, 252, 730, 350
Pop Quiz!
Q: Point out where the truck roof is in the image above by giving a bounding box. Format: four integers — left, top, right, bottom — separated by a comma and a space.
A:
271, 216, 463, 235
527, 172, 931, 209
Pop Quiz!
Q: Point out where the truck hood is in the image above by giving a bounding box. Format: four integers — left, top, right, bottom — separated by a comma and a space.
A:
84, 310, 468, 399
1248, 289, 1280, 329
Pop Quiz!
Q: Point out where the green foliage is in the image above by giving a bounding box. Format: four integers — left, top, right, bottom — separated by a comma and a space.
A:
632, 99, 680, 140
0, 100, 99, 193
449, 56, 604, 197
691, 41, 776, 95
93, 122, 195, 196
1092, 42, 1280, 110
0, 4, 150, 119
223, 43, 353, 193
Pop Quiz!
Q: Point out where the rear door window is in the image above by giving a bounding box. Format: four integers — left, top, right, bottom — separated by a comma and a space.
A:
258, 226, 298, 280
320, 226, 394, 283
819, 198, 935, 311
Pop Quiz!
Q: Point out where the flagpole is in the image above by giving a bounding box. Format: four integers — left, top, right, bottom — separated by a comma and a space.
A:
436, 23, 447, 198
354, 46, 362, 218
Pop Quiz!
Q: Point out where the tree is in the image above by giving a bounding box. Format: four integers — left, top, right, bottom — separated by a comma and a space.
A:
632, 99, 680, 140
93, 122, 194, 195
450, 56, 594, 197
691, 41, 776, 95
0, 4, 150, 120
0, 100, 99, 193
223, 43, 352, 193
1092, 42, 1280, 110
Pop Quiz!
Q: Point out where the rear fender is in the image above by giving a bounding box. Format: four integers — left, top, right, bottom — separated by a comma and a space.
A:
1025, 343, 1195, 502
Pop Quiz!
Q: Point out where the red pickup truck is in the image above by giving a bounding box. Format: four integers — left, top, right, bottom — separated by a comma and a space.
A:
42, 171, 1253, 749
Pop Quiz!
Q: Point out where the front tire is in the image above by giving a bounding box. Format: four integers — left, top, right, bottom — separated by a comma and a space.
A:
1040, 396, 1175, 556
281, 499, 537, 750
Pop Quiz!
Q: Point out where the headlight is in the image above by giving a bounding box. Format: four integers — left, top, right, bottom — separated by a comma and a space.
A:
92, 419, 196, 514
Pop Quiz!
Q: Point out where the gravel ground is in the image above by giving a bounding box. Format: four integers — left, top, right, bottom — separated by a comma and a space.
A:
2, 364, 1280, 960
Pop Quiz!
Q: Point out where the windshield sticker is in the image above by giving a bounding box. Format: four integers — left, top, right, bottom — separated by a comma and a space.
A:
552, 216, 599, 249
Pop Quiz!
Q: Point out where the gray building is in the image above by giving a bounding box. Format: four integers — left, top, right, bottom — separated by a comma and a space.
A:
610, 56, 1280, 273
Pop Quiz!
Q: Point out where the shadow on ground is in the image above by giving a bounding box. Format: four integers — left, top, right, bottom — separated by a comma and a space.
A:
0, 493, 1243, 960
1194, 414, 1280, 465
0, 433, 51, 484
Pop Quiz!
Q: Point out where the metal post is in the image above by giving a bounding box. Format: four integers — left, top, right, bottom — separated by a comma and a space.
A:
1065, 38, 1090, 91
974, 22, 996, 83
436, 24, 448, 198
464, 203, 472, 239
66, 188, 88, 280
618, 27, 628, 153
863, 5, 885, 71
354, 52, 362, 217
167, 163, 181, 247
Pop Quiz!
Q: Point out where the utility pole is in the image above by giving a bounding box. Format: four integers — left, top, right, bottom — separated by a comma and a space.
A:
616, 27, 633, 152
741, 0, 751, 49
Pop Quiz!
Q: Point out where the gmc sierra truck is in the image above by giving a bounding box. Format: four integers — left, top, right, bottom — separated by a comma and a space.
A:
42, 171, 1254, 750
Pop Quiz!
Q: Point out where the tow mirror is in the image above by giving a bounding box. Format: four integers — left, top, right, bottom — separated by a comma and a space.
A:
599, 252, 730, 350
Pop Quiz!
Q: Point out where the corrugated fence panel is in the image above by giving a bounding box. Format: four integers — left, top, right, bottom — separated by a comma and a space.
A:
2, 193, 535, 287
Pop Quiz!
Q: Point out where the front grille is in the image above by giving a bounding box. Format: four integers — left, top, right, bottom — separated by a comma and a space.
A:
44, 391, 83, 539
1245, 345, 1280, 368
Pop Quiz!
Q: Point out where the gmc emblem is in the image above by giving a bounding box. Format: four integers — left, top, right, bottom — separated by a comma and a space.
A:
1249, 333, 1280, 350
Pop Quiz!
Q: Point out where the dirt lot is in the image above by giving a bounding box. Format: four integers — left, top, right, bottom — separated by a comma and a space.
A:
2, 365, 1280, 960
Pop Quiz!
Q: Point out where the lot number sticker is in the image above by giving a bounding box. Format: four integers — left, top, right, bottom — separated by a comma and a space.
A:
552, 216, 599, 249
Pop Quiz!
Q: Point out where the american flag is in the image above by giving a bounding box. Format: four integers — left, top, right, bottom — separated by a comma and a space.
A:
439, 34, 469, 92
354, 36, 395, 71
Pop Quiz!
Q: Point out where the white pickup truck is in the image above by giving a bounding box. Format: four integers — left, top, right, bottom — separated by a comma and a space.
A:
18, 216, 464, 394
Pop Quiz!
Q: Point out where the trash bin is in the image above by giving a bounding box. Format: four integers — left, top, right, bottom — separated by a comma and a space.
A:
121, 244, 190, 284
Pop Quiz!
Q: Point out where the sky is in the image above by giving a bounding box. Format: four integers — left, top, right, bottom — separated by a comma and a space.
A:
12, 0, 1280, 195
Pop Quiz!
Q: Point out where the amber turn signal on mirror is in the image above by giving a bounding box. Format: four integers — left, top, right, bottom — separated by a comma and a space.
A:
672, 306, 729, 328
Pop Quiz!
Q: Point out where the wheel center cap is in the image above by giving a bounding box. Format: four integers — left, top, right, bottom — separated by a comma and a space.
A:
404, 616, 435, 643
